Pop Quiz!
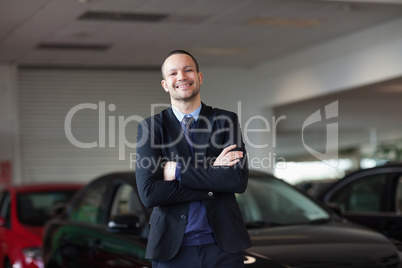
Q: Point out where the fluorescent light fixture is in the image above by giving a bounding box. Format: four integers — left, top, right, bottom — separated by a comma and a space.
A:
37, 43, 110, 50
247, 18, 321, 28
79, 11, 167, 22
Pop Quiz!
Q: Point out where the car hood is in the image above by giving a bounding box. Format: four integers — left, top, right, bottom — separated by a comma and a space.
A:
247, 221, 400, 267
17, 224, 44, 242
24, 225, 44, 237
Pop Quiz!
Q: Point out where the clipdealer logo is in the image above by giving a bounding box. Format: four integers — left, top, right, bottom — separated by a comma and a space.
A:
64, 101, 144, 160
64, 101, 339, 167
63, 101, 285, 164
302, 101, 339, 167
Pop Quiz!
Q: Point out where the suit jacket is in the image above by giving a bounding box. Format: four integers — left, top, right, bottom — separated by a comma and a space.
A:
135, 103, 251, 261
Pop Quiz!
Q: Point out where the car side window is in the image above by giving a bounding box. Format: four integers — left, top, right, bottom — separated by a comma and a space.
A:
396, 176, 402, 213
110, 183, 145, 224
0, 191, 11, 228
0, 191, 5, 206
70, 181, 107, 225
330, 173, 387, 213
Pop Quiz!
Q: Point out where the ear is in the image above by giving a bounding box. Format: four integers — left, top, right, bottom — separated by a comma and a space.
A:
161, 80, 169, 92
198, 72, 203, 85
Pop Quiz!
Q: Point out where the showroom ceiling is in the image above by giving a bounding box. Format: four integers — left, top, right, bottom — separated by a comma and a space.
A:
1, 0, 402, 68
1, 0, 402, 161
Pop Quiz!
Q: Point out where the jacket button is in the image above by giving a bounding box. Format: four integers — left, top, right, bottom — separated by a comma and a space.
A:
208, 192, 213, 197
181, 215, 187, 220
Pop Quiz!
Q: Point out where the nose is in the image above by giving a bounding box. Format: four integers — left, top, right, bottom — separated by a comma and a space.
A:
177, 70, 187, 80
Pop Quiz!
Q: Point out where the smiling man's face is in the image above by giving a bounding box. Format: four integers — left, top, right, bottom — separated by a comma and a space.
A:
161, 53, 203, 104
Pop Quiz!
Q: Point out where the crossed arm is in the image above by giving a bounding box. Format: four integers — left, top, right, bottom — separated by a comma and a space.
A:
163, 144, 243, 181
135, 115, 248, 208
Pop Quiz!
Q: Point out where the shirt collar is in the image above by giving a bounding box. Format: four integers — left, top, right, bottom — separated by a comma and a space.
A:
171, 104, 202, 122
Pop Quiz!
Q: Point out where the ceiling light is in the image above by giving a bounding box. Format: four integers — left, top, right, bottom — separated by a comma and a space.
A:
247, 18, 321, 28
79, 11, 167, 22
37, 42, 110, 50
378, 85, 402, 93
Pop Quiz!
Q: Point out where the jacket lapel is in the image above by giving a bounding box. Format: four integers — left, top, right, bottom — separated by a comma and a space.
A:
193, 103, 213, 157
162, 107, 192, 158
161, 104, 214, 160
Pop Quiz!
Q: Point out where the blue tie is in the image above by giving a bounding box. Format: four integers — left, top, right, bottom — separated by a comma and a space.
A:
181, 115, 195, 156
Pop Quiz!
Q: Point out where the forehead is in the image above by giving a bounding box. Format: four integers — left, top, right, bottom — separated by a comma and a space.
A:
163, 54, 196, 72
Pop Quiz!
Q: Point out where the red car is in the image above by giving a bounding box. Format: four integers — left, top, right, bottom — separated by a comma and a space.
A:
0, 182, 84, 268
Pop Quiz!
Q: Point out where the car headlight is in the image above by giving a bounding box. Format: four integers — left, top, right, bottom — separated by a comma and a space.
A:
21, 247, 43, 260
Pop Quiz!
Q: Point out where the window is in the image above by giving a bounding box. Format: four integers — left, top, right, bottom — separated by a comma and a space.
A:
330, 173, 387, 213
0, 191, 5, 206
110, 183, 145, 224
236, 177, 329, 225
17, 190, 78, 226
0, 192, 11, 228
396, 176, 402, 213
70, 182, 107, 224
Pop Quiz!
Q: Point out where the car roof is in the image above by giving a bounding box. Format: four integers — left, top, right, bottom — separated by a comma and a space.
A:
346, 162, 402, 176
0, 182, 85, 193
318, 162, 402, 200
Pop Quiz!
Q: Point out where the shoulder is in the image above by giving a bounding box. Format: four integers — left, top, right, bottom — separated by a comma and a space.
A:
201, 103, 238, 118
142, 107, 173, 123
201, 104, 239, 124
139, 107, 173, 129
212, 108, 237, 118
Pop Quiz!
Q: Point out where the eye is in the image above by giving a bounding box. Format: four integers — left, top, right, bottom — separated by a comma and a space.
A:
169, 72, 177, 76
185, 69, 193, 72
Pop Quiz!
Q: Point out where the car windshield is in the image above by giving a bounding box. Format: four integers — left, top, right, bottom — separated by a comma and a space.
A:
17, 190, 78, 226
236, 175, 330, 227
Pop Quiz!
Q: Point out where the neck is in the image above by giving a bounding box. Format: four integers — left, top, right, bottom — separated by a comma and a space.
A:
171, 96, 201, 114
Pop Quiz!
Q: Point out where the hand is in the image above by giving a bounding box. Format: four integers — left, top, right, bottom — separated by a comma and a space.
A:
213, 144, 243, 166
163, 161, 177, 181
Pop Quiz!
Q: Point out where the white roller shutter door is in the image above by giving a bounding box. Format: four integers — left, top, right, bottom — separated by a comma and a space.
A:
18, 68, 169, 182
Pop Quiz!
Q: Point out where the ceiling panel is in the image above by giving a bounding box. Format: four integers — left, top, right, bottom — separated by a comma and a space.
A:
1, 0, 402, 67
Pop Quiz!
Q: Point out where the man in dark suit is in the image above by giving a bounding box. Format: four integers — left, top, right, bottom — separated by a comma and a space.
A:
136, 50, 251, 267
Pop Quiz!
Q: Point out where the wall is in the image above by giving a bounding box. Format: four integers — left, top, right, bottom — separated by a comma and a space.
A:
201, 17, 402, 172
0, 63, 21, 182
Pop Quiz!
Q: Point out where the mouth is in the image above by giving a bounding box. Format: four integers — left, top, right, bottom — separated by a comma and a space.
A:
176, 82, 193, 89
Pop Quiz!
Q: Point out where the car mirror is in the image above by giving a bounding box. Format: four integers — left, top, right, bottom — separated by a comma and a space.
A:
325, 202, 342, 215
107, 214, 142, 234
51, 203, 67, 218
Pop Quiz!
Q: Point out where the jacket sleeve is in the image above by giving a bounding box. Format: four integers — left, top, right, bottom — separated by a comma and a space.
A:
180, 112, 249, 193
135, 119, 214, 208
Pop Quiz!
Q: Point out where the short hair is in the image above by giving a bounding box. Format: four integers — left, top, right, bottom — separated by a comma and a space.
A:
161, 50, 200, 78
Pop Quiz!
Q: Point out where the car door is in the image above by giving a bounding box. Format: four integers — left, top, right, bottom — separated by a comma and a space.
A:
323, 169, 402, 241
51, 178, 110, 267
87, 179, 150, 267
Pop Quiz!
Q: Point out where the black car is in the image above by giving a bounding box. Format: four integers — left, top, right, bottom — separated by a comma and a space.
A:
43, 171, 401, 267
318, 163, 402, 243
295, 178, 338, 197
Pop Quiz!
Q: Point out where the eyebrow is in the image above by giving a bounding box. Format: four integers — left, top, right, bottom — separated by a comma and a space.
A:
167, 65, 193, 73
